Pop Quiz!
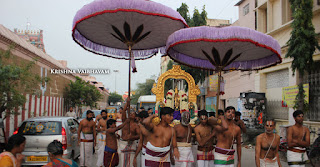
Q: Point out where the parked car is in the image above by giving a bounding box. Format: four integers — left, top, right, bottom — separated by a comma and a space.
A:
13, 117, 80, 166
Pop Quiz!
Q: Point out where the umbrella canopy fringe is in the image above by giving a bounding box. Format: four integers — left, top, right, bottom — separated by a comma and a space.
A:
73, 30, 165, 59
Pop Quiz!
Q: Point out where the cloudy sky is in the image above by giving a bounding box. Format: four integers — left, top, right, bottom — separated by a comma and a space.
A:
0, 0, 240, 95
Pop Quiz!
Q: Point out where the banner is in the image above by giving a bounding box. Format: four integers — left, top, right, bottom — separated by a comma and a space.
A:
282, 84, 309, 108
209, 74, 225, 93
209, 74, 218, 91
205, 96, 217, 112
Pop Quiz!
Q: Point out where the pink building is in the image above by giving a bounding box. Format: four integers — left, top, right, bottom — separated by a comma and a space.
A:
0, 24, 109, 139
232, 0, 256, 29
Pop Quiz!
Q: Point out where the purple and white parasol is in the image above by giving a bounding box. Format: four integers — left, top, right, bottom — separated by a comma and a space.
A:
166, 26, 282, 115
72, 0, 187, 60
72, 0, 187, 100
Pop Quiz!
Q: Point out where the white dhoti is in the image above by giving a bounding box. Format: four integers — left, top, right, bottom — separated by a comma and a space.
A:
214, 147, 235, 167
141, 145, 146, 167
287, 147, 309, 167
260, 157, 279, 167
80, 132, 94, 167
175, 142, 194, 167
145, 142, 171, 167
96, 132, 106, 167
197, 150, 214, 167
233, 144, 238, 165
119, 139, 137, 167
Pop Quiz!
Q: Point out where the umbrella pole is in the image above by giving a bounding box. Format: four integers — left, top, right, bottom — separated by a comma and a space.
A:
128, 45, 132, 132
216, 70, 222, 117
128, 45, 132, 100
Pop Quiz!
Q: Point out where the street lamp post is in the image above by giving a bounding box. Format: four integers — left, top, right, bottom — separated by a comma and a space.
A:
113, 70, 119, 93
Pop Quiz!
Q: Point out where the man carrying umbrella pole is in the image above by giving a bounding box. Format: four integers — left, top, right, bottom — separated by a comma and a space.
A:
214, 106, 242, 167
195, 110, 228, 167
119, 98, 140, 167
142, 107, 180, 167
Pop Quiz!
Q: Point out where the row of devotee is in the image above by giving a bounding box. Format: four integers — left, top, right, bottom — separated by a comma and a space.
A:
0, 107, 309, 167
0, 134, 78, 167
76, 98, 310, 167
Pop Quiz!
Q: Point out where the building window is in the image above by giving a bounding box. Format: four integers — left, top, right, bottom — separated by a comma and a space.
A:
304, 61, 320, 121
266, 69, 289, 89
282, 0, 293, 24
243, 4, 250, 16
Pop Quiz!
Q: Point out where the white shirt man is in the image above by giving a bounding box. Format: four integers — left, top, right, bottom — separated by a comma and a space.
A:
65, 107, 77, 118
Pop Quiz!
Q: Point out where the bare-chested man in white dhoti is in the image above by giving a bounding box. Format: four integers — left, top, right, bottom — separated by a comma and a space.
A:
142, 107, 180, 167
119, 98, 140, 167
174, 111, 194, 167
255, 118, 281, 167
287, 110, 310, 167
78, 110, 96, 167
214, 106, 241, 167
96, 110, 108, 167
195, 110, 228, 167
133, 111, 150, 167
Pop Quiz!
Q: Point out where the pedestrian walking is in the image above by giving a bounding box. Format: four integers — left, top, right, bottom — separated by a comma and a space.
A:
65, 107, 77, 119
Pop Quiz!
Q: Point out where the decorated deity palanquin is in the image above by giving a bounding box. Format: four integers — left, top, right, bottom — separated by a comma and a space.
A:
152, 65, 200, 125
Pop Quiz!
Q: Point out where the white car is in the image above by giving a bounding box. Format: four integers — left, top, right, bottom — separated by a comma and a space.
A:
14, 117, 80, 166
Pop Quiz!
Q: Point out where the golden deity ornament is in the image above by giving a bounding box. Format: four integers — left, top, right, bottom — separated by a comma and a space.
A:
152, 117, 160, 125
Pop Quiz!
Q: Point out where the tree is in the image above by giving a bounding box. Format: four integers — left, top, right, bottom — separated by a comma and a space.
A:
108, 92, 123, 105
131, 78, 155, 104
286, 0, 320, 111
64, 77, 102, 109
177, 3, 191, 26
175, 3, 208, 85
0, 47, 48, 119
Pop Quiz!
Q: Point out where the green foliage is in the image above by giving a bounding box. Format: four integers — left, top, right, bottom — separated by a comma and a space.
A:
293, 84, 309, 112
287, 0, 320, 75
181, 65, 207, 84
108, 92, 123, 105
64, 77, 102, 108
131, 78, 155, 104
175, 3, 208, 84
286, 0, 320, 111
0, 47, 48, 118
177, 3, 191, 24
177, 3, 207, 27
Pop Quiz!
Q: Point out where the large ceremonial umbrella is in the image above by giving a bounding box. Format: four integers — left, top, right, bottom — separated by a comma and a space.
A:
166, 26, 282, 115
72, 0, 187, 100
